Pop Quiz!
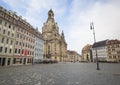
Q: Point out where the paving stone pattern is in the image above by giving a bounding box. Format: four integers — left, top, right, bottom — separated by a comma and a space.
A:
0, 63, 120, 85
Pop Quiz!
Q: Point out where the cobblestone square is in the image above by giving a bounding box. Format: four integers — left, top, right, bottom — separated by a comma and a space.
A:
0, 63, 120, 85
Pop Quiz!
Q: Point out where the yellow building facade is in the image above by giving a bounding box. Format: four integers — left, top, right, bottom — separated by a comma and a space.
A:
107, 39, 120, 62
0, 6, 16, 66
67, 50, 81, 62
42, 9, 67, 62
82, 44, 92, 62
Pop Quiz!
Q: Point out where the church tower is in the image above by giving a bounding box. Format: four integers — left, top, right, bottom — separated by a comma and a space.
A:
42, 9, 67, 62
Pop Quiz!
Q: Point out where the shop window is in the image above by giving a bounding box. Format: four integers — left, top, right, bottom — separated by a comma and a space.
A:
20, 58, 22, 63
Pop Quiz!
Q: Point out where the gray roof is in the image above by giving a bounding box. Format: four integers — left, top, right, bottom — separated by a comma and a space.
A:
92, 40, 108, 48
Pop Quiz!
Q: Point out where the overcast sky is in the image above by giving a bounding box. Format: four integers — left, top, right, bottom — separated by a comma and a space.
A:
0, 0, 120, 54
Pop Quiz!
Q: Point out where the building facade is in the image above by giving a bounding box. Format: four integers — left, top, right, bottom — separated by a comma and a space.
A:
92, 40, 108, 62
42, 9, 67, 62
0, 6, 16, 66
82, 44, 92, 62
34, 28, 44, 63
107, 39, 120, 62
67, 50, 81, 62
13, 19, 35, 65
0, 6, 44, 66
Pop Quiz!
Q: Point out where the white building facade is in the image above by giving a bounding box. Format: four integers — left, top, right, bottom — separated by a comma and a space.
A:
34, 29, 44, 63
92, 40, 108, 62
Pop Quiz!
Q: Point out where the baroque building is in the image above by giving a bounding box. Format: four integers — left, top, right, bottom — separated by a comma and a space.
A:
42, 9, 67, 62
67, 50, 81, 62
82, 44, 93, 62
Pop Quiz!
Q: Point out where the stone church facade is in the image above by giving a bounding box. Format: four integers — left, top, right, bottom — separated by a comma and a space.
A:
42, 9, 67, 62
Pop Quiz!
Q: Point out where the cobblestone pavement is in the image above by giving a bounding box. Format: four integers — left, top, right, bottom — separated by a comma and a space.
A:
0, 63, 120, 85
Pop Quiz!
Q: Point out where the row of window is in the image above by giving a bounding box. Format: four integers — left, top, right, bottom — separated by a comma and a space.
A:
17, 28, 35, 38
17, 34, 34, 43
0, 29, 14, 37
14, 48, 34, 55
0, 19, 15, 30
35, 42, 43, 46
0, 46, 12, 53
13, 58, 33, 64
1, 37, 13, 45
107, 49, 116, 52
0, 13, 36, 40
16, 41, 34, 49
109, 56, 120, 59
34, 53, 43, 57
93, 47, 106, 50
36, 38, 44, 43
107, 44, 120, 48
35, 48, 43, 52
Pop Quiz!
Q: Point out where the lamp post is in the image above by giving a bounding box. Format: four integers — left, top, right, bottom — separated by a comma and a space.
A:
90, 22, 100, 70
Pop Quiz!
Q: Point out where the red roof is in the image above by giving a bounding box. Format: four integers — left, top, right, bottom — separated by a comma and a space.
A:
107, 39, 120, 45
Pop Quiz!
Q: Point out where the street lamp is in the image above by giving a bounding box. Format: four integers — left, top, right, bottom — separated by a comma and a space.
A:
90, 22, 100, 70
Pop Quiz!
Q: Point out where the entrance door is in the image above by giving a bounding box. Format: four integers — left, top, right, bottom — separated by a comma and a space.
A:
23, 58, 26, 64
2, 58, 6, 66
7, 58, 11, 65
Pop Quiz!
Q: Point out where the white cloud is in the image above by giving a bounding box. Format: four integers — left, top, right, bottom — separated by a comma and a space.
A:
1, 0, 67, 31
24, 0, 67, 31
66, 0, 120, 53
1, 0, 120, 54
